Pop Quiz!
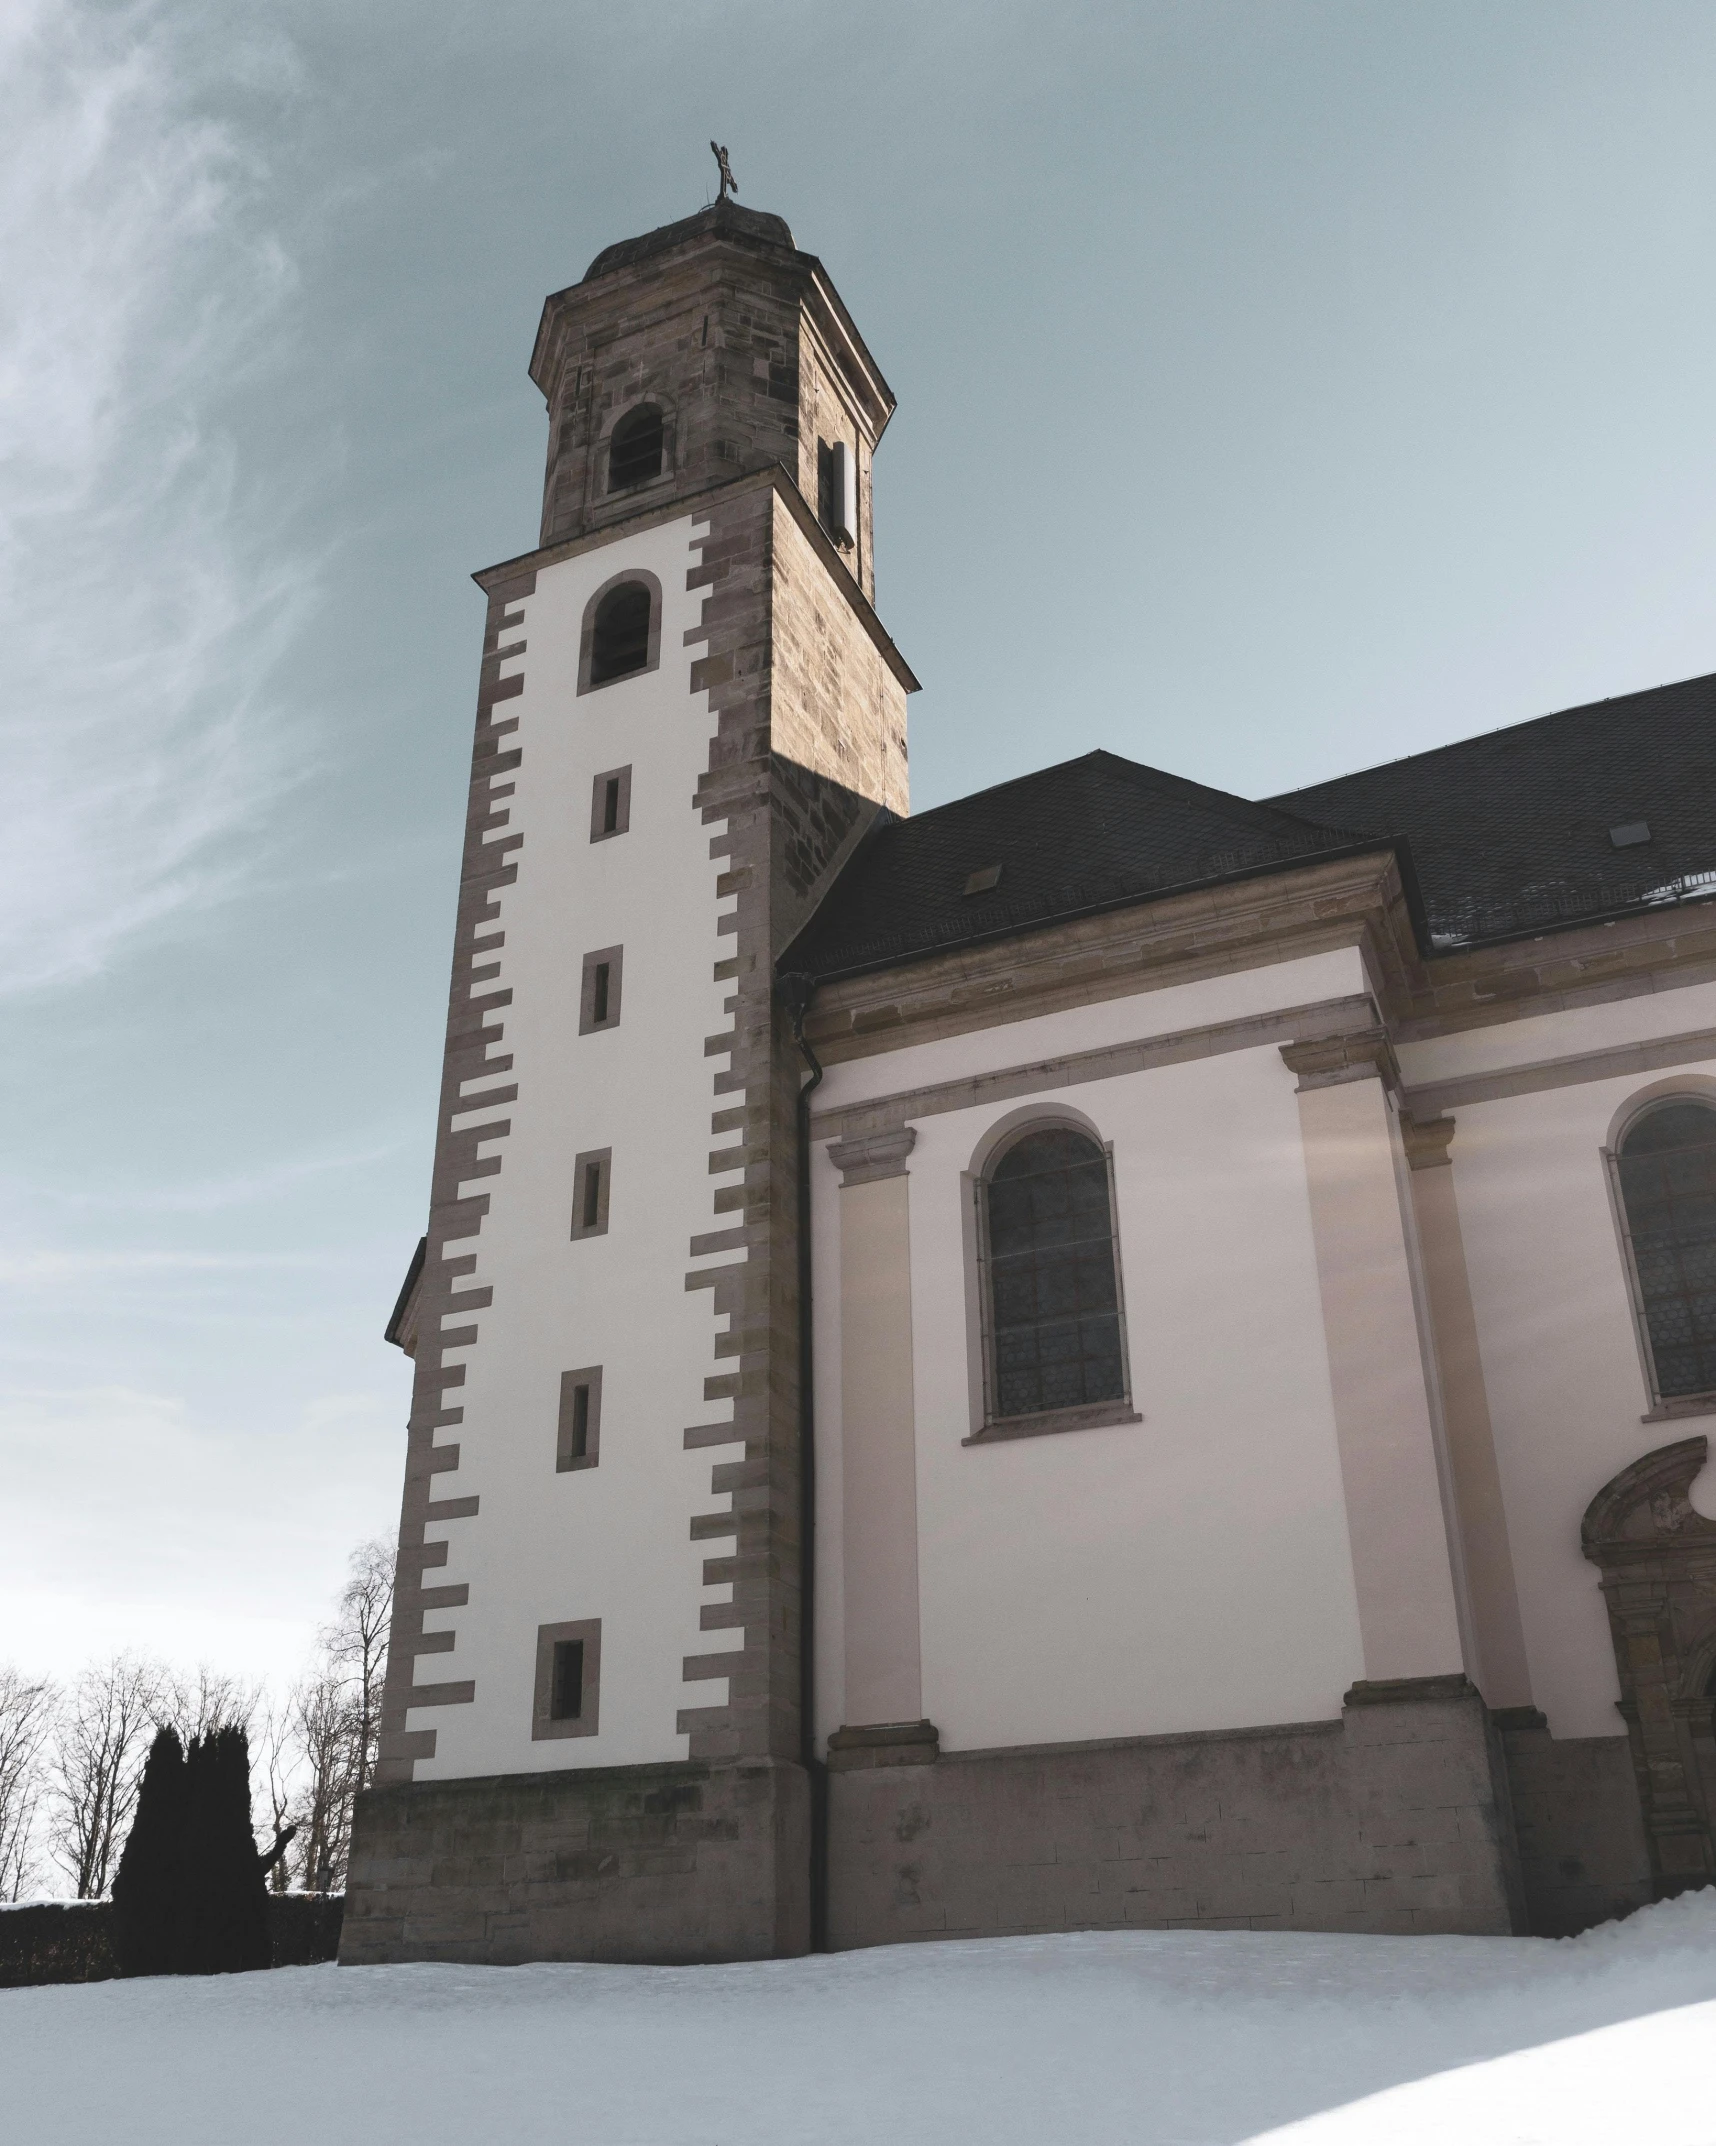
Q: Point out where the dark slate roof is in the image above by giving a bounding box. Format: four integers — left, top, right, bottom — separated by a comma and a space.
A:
783, 752, 1367, 981
1268, 669, 1716, 946
784, 670, 1716, 981
584, 200, 796, 283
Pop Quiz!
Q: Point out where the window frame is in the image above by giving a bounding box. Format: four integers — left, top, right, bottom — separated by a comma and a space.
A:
531, 1617, 602, 1741
589, 764, 632, 842
579, 945, 624, 1036
577, 569, 663, 696
1604, 1081, 1716, 1421
967, 1114, 1141, 1446
557, 1365, 602, 1472
570, 1147, 612, 1241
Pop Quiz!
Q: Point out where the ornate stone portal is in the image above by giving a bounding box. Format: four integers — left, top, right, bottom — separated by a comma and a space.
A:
1582, 1436, 1716, 1896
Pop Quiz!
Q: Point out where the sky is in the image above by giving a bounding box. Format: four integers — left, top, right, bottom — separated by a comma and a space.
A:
3, 0, 1716, 1696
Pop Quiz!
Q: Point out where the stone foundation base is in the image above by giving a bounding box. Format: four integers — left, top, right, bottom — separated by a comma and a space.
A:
340, 1755, 809, 1965
828, 1677, 1526, 1945
343, 1685, 1670, 1962
1497, 1712, 1653, 1936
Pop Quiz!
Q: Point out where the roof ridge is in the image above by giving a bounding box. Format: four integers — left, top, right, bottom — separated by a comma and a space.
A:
1267, 665, 1716, 803
903, 746, 1351, 840
899, 749, 1113, 823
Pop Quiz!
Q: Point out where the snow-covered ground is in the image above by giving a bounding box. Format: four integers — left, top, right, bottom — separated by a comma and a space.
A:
6, 1893, 1716, 2144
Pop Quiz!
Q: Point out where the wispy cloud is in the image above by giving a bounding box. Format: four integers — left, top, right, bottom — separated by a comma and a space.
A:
0, 1129, 414, 1221
0, 0, 315, 996
0, 1249, 323, 1284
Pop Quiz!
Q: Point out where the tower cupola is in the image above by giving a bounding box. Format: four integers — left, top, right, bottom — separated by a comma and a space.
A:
529, 198, 895, 602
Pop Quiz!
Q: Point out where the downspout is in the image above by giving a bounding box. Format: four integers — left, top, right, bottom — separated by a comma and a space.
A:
778, 971, 826, 1950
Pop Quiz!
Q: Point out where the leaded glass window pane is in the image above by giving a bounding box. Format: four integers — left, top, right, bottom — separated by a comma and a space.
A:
985, 1128, 1125, 1419
1618, 1101, 1716, 1399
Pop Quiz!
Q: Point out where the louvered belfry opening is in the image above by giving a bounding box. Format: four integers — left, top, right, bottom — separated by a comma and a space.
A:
588, 582, 652, 685
1617, 1100, 1716, 1398
983, 1128, 1126, 1419
607, 403, 663, 490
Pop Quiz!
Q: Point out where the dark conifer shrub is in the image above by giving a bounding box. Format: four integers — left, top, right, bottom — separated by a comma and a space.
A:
112, 1727, 188, 1976
180, 1727, 272, 1974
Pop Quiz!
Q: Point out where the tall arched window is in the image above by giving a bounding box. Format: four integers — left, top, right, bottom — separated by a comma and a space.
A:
587, 581, 654, 687
607, 405, 664, 491
979, 1125, 1128, 1424
1615, 1098, 1716, 1402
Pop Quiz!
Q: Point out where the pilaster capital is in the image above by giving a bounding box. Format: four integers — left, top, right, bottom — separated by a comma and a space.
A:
827, 1125, 916, 1186
826, 1719, 939, 1770
1279, 1024, 1401, 1094
1402, 1114, 1457, 1171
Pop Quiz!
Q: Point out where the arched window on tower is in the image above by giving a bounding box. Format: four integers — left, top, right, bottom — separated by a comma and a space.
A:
1615, 1097, 1716, 1403
586, 580, 655, 687
607, 404, 664, 491
978, 1125, 1129, 1426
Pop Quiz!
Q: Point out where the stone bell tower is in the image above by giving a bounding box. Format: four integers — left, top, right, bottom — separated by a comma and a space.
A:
342, 198, 915, 1966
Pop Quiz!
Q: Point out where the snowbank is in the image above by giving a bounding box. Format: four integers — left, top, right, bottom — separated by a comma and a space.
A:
4, 1891, 1715, 2145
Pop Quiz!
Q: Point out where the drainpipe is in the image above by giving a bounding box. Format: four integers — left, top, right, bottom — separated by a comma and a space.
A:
778, 971, 826, 1950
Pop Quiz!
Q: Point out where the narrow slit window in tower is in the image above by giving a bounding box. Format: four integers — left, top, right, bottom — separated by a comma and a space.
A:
570, 1148, 612, 1239
589, 765, 632, 841
556, 1366, 602, 1471
550, 1640, 584, 1721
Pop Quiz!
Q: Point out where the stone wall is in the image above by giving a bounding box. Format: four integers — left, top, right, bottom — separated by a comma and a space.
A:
768, 494, 908, 824
1499, 1716, 1653, 1936
826, 1685, 1525, 1944
341, 1758, 807, 1966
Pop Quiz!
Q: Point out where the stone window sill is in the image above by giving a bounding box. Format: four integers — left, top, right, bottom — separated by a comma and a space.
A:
963, 1399, 1142, 1446
1643, 1394, 1716, 1423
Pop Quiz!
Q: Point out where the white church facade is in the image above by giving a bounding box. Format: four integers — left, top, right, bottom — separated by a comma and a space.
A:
342, 197, 1716, 1963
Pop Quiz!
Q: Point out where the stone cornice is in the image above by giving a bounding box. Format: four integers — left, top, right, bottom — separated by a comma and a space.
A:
802, 848, 1416, 1066
472, 463, 920, 694
1394, 901, 1716, 1041
810, 992, 1379, 1145
801, 834, 1716, 1067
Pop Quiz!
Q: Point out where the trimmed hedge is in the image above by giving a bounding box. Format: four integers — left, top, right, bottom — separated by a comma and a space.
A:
0, 1894, 343, 1988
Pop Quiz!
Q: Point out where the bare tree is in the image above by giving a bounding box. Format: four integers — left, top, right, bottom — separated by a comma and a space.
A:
160, 1665, 262, 1746
287, 1664, 359, 1892
0, 1666, 57, 1901
324, 1538, 393, 1799
274, 1539, 394, 1892
254, 1698, 299, 1895
48, 1654, 165, 1897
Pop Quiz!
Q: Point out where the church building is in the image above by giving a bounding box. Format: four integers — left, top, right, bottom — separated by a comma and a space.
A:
342, 196, 1716, 1964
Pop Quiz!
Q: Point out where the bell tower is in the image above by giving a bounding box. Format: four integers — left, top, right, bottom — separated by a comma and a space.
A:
344, 199, 915, 1965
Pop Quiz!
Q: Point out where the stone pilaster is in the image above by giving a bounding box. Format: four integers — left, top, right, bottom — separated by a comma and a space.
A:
1280, 1030, 1466, 1683
1402, 1113, 1535, 1710
827, 1127, 923, 1730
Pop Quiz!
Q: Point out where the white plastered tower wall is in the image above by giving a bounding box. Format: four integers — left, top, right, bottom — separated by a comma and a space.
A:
410, 518, 742, 1779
